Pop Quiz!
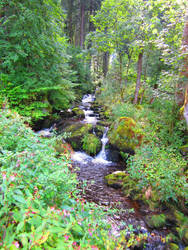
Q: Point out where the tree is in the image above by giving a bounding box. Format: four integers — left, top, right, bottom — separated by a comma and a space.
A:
182, 7, 188, 125
0, 0, 75, 121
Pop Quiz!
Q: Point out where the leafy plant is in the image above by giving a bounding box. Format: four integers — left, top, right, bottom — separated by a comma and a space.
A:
0, 1, 76, 121
82, 133, 101, 155
127, 144, 187, 203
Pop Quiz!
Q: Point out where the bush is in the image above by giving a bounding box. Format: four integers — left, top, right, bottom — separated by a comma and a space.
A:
0, 108, 115, 249
127, 144, 188, 203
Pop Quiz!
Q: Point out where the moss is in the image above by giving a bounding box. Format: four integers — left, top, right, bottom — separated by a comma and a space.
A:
82, 133, 101, 156
109, 116, 144, 151
95, 125, 105, 137
65, 123, 92, 137
180, 144, 188, 155
72, 107, 85, 118
105, 171, 128, 189
145, 214, 167, 229
168, 243, 179, 250
174, 213, 188, 245
64, 123, 92, 150
184, 229, 188, 245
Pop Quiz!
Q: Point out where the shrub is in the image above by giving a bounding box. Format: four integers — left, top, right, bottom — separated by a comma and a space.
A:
0, 109, 113, 248
127, 144, 188, 203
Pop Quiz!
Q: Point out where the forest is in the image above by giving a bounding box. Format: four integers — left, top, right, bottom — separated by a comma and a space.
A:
0, 0, 187, 249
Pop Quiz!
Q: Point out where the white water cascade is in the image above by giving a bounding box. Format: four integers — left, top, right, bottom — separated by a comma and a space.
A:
93, 127, 112, 164
71, 94, 112, 165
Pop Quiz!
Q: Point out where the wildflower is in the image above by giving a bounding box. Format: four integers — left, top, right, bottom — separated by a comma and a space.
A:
88, 229, 92, 237
2, 172, 6, 180
13, 241, 19, 248
63, 209, 70, 217
91, 246, 99, 250
64, 234, 70, 241
10, 175, 15, 181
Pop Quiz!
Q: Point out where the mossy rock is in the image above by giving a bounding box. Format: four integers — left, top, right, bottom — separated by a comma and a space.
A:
94, 125, 105, 138
168, 243, 179, 250
82, 133, 101, 156
105, 171, 128, 189
64, 123, 92, 151
72, 107, 85, 118
108, 117, 144, 151
145, 214, 167, 229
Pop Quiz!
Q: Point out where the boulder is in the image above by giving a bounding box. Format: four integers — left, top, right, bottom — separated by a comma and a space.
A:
64, 123, 92, 151
105, 149, 121, 162
105, 171, 128, 189
108, 117, 144, 152
94, 125, 105, 138
72, 107, 85, 118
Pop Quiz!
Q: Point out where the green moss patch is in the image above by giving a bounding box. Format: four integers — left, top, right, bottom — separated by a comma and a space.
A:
145, 214, 167, 229
108, 116, 144, 151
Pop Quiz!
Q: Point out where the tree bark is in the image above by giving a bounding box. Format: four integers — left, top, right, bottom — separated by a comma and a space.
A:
67, 0, 74, 43
80, 0, 85, 48
119, 52, 123, 87
103, 51, 109, 77
133, 51, 143, 104
181, 8, 188, 125
89, 0, 95, 32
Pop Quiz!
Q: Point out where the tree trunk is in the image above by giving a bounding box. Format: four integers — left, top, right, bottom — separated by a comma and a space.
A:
125, 49, 133, 86
119, 53, 123, 87
67, 0, 74, 43
80, 1, 85, 48
89, 0, 94, 32
133, 51, 143, 104
103, 51, 109, 77
182, 8, 188, 125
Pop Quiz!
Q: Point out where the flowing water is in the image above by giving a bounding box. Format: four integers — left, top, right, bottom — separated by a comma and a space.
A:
70, 95, 168, 249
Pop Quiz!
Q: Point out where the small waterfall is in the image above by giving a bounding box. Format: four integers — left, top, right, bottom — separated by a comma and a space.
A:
81, 94, 98, 125
71, 94, 112, 165
93, 127, 111, 164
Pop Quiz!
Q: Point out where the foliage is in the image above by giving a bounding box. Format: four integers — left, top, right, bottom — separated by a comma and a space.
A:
0, 108, 154, 250
109, 117, 144, 151
127, 144, 187, 203
0, 108, 120, 249
0, 0, 76, 121
67, 47, 93, 97
82, 133, 101, 155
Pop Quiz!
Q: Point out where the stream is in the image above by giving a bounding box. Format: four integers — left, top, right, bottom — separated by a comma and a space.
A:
37, 94, 184, 249
69, 95, 169, 250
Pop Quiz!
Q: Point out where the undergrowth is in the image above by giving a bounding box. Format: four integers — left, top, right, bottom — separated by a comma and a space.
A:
0, 108, 151, 249
0, 109, 112, 249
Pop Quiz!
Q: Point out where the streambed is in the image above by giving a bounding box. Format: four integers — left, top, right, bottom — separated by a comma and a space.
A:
38, 94, 184, 249
69, 95, 169, 250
